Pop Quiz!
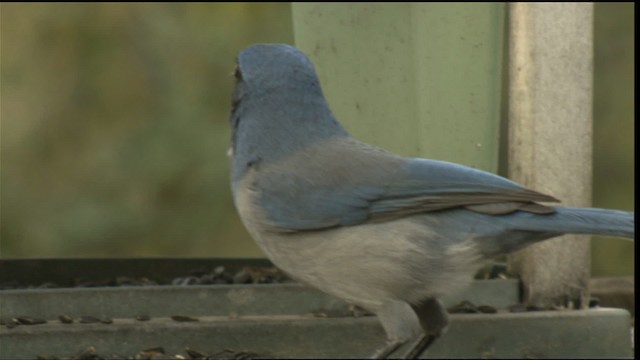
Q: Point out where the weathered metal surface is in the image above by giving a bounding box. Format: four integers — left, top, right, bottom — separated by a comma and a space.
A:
591, 276, 635, 316
0, 280, 519, 320
0, 309, 631, 359
0, 258, 632, 358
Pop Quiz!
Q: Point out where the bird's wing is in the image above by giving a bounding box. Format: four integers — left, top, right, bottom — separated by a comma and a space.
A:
368, 157, 557, 223
253, 138, 558, 233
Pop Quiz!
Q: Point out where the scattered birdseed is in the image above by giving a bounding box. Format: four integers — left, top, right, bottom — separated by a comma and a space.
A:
448, 300, 479, 314
16, 316, 47, 325
477, 305, 497, 314
170, 315, 199, 322
58, 314, 74, 324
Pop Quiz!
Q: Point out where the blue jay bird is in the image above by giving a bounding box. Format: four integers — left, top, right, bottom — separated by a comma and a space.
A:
228, 43, 634, 358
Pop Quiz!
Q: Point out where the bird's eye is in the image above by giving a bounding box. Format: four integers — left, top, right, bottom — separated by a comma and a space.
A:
232, 64, 242, 80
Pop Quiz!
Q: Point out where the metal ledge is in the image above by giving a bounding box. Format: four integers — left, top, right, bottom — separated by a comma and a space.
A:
1, 258, 633, 358
0, 280, 519, 320
0, 309, 632, 359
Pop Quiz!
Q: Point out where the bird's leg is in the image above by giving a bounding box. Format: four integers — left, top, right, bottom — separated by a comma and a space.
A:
372, 334, 437, 360
370, 300, 423, 359
403, 298, 449, 359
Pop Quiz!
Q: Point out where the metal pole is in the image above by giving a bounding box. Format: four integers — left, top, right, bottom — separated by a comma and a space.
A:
507, 3, 594, 308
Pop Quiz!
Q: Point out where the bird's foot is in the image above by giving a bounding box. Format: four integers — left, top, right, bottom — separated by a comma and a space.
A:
370, 338, 404, 359
370, 333, 438, 359
404, 333, 439, 359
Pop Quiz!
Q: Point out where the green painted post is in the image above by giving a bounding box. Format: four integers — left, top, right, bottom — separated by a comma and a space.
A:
292, 3, 505, 171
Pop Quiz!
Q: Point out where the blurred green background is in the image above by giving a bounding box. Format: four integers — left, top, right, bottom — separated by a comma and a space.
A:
0, 3, 633, 276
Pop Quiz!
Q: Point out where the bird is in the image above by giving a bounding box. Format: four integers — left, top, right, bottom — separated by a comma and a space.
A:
228, 43, 634, 359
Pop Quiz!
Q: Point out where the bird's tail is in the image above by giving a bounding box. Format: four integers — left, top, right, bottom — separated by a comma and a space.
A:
475, 206, 634, 257
513, 206, 634, 239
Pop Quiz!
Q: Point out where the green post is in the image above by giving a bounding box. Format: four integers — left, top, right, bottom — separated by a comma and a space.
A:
292, 3, 505, 171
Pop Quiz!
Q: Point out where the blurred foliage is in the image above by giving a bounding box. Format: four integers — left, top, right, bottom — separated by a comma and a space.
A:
1, 3, 292, 257
591, 3, 634, 276
0, 4, 633, 275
